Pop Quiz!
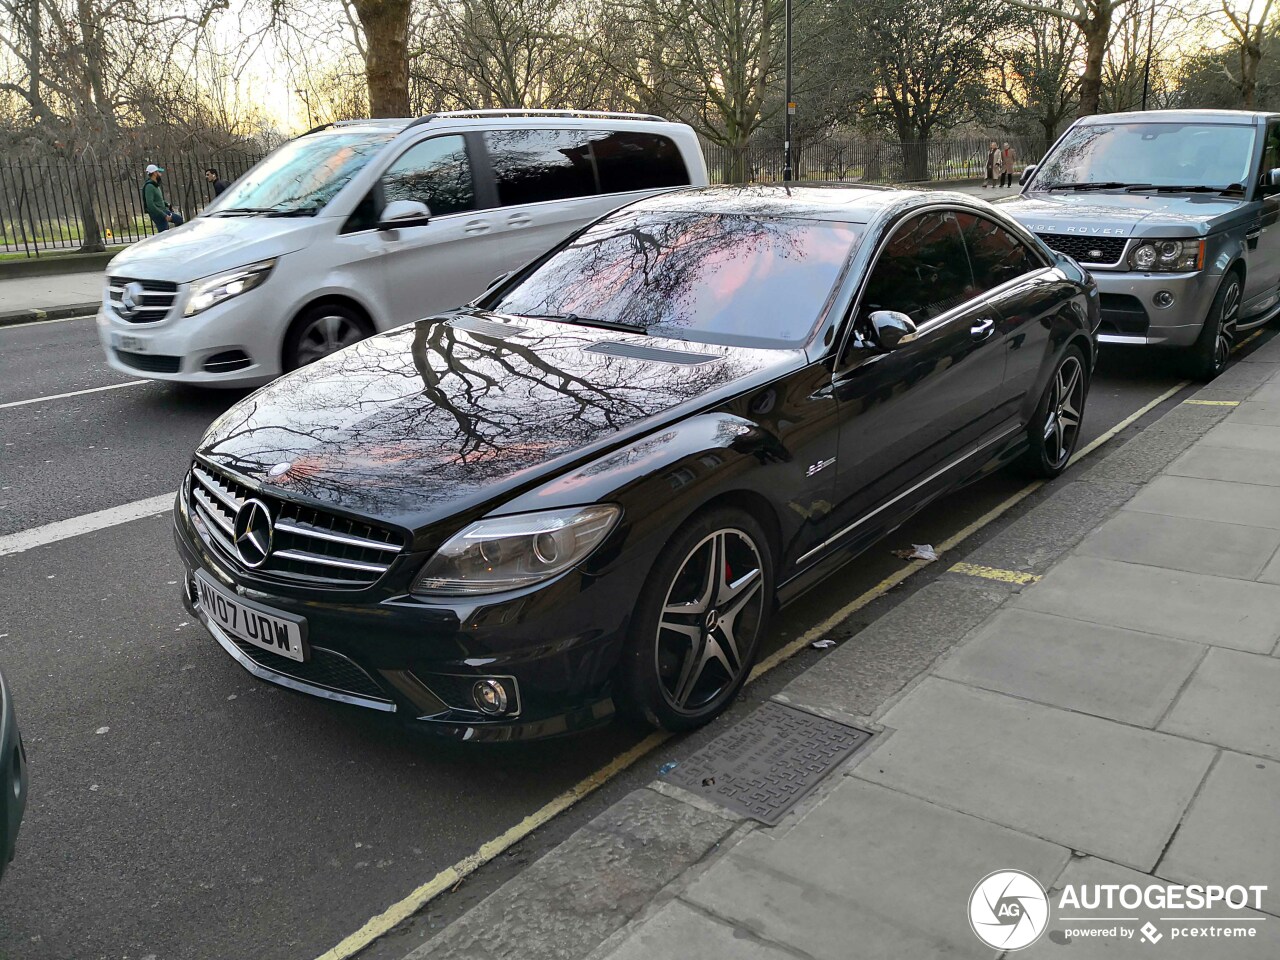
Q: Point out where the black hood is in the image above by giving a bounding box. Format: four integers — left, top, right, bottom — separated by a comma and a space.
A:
198, 313, 803, 529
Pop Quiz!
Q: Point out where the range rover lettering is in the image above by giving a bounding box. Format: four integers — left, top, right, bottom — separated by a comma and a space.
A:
1001, 109, 1280, 380
175, 185, 1098, 740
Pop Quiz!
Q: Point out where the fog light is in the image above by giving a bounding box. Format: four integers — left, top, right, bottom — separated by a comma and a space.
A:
1153, 290, 1176, 309
473, 679, 509, 715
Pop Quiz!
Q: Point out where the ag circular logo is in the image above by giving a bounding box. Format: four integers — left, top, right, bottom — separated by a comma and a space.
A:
969, 869, 1049, 951
233, 498, 274, 568
119, 280, 145, 318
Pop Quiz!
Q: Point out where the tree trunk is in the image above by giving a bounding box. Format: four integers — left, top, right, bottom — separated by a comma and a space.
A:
356, 0, 412, 117
1077, 12, 1112, 117
1241, 39, 1260, 109
75, 163, 105, 253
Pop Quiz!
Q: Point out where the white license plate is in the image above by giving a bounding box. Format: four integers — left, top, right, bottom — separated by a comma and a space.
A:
194, 572, 307, 662
111, 332, 147, 352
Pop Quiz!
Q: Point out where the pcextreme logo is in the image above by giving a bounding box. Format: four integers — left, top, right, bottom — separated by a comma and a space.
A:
969, 869, 1049, 951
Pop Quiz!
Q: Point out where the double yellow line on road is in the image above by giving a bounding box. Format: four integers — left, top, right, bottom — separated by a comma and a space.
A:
315, 377, 1192, 960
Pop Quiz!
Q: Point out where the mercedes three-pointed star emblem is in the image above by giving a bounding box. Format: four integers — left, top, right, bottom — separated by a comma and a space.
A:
119, 280, 145, 319
232, 498, 274, 568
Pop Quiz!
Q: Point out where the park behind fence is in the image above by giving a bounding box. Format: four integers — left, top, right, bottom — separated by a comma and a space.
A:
0, 134, 1044, 259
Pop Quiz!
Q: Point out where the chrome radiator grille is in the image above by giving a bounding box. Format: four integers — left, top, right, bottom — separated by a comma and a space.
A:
189, 462, 405, 588
107, 276, 179, 323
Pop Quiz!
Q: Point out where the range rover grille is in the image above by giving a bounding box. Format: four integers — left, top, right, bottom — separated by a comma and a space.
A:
189, 461, 405, 588
1035, 233, 1128, 267
107, 276, 179, 323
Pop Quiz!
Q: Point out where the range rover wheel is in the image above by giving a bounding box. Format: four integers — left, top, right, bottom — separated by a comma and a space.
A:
1185, 272, 1240, 382
283, 304, 374, 371
1017, 345, 1088, 479
621, 509, 773, 732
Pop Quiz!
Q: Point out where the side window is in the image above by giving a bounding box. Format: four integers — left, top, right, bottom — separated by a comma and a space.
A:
956, 213, 1042, 294
381, 135, 475, 216
484, 129, 599, 206
1262, 123, 1280, 185
588, 131, 690, 193
861, 212, 975, 327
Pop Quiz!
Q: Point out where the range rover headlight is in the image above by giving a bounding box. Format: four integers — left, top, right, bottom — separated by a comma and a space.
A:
413, 505, 621, 596
183, 259, 276, 316
1129, 239, 1203, 273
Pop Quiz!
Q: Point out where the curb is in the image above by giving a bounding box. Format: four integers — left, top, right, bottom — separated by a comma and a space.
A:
0, 250, 119, 279
387, 336, 1278, 960
0, 302, 100, 328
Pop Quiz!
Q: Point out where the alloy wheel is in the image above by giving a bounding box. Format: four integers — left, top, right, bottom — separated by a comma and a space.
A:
1213, 278, 1241, 372
1042, 354, 1085, 469
293, 313, 365, 366
654, 528, 765, 714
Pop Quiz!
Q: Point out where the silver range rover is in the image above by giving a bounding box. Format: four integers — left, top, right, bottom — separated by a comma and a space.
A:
1000, 109, 1280, 380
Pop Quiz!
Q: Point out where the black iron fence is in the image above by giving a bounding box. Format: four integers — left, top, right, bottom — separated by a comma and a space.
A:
0, 154, 262, 258
0, 134, 1047, 258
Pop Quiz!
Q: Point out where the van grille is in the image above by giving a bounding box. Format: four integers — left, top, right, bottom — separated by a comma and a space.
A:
1035, 233, 1128, 267
189, 462, 405, 588
107, 277, 179, 323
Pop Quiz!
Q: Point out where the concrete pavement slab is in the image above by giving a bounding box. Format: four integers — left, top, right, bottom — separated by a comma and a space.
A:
681, 777, 1069, 960
861, 679, 1216, 869
1197, 421, 1280, 454
1077, 510, 1280, 580
1027, 856, 1279, 959
1159, 752, 1280, 897
1249, 378, 1280, 402
0, 270, 101, 312
1159, 649, 1280, 760
1261, 550, 1280, 587
1167, 444, 1280, 488
935, 608, 1202, 727
1081, 406, 1231, 486
1228, 401, 1280, 426
1124, 474, 1280, 530
596, 901, 796, 960
1011, 556, 1280, 653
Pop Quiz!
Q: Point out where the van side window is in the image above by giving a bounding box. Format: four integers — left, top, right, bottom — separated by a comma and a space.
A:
382, 135, 476, 215
484, 130, 599, 206
589, 131, 690, 193
955, 212, 1043, 294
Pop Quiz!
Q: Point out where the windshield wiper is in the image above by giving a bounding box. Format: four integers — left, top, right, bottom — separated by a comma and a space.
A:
266, 206, 321, 217
1045, 182, 1140, 192
1124, 184, 1244, 194
213, 206, 278, 216
523, 313, 647, 335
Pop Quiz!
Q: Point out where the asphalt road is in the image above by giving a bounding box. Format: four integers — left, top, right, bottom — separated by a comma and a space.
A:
0, 314, 1266, 960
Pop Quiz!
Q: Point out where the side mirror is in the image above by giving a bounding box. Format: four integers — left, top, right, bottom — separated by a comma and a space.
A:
869, 310, 918, 350
1019, 164, 1037, 186
379, 199, 432, 230
1267, 168, 1280, 190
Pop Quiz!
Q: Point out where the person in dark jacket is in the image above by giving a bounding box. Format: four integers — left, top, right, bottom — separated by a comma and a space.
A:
983, 141, 999, 188
142, 165, 183, 232
205, 167, 230, 197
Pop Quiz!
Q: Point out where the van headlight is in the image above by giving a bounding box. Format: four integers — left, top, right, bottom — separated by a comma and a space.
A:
183, 259, 276, 316
1129, 240, 1203, 273
413, 505, 621, 596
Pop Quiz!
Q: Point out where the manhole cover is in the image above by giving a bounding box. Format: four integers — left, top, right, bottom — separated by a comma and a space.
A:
662, 700, 873, 825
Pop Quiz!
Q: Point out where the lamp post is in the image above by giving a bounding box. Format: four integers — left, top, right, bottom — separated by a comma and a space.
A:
783, 0, 794, 182
1140, 0, 1156, 110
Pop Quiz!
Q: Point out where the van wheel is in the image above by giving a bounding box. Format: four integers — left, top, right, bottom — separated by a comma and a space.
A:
1184, 273, 1240, 382
283, 304, 373, 371
620, 508, 773, 732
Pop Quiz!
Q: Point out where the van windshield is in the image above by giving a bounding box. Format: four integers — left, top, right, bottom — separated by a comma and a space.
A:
1033, 122, 1257, 192
208, 130, 395, 216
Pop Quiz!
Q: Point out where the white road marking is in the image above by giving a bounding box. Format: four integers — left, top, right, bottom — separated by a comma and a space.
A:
0, 312, 97, 329
0, 493, 173, 558
0, 379, 148, 410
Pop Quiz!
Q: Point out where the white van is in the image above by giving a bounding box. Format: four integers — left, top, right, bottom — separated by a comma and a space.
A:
97, 110, 709, 387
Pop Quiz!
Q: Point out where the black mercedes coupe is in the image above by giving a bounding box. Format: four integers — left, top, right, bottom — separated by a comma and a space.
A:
174, 184, 1098, 740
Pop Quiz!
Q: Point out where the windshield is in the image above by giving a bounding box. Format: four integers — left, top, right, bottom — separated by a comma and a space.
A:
207, 130, 394, 216
1033, 122, 1257, 191
491, 211, 862, 348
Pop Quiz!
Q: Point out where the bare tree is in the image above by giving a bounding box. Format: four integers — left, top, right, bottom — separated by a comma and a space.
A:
1219, 0, 1276, 107
993, 10, 1081, 147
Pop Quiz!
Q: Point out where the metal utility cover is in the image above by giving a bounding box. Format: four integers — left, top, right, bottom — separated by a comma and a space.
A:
662, 701, 873, 825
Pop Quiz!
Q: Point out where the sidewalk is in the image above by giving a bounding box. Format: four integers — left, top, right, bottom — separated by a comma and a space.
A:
0, 270, 103, 326
403, 336, 1280, 960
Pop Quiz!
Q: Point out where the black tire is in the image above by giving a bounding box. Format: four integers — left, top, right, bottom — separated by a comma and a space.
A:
1017, 345, 1089, 479
620, 508, 774, 732
1184, 272, 1242, 382
282, 303, 374, 372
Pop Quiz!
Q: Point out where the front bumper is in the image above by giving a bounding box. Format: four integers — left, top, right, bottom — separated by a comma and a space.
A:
173, 504, 630, 742
1092, 269, 1218, 348
96, 287, 283, 388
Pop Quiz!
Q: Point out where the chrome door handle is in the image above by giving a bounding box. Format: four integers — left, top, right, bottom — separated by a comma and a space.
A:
507, 214, 532, 227
463, 220, 491, 234
970, 317, 995, 338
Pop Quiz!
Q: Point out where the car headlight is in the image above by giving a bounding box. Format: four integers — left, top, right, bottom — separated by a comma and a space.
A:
183, 259, 276, 316
413, 505, 621, 596
1129, 239, 1203, 273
